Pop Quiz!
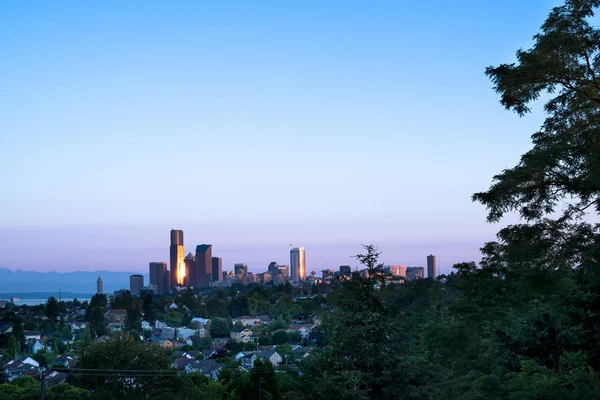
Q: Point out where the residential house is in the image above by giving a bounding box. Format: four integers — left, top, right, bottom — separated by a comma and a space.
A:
184, 359, 222, 380
255, 350, 282, 367
287, 324, 315, 339
70, 323, 87, 332
240, 352, 257, 369
292, 346, 313, 359
26, 339, 44, 354
0, 323, 13, 334
230, 328, 254, 343
53, 356, 76, 370
176, 327, 198, 341
201, 349, 216, 359
257, 315, 272, 324
149, 336, 174, 348
23, 331, 41, 340
93, 335, 111, 344
44, 371, 68, 386
232, 316, 260, 327
2, 360, 36, 380
191, 317, 211, 327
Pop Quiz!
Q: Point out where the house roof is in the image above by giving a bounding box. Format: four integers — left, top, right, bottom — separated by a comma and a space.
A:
231, 328, 252, 334
255, 350, 278, 360
257, 316, 272, 323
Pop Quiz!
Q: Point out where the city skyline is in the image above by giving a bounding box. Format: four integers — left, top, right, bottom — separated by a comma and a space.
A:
0, 223, 464, 276
0, 1, 558, 275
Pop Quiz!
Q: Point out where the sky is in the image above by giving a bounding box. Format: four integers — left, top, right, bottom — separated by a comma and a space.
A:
0, 0, 563, 275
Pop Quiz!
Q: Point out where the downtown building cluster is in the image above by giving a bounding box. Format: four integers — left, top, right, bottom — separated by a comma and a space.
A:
97, 229, 438, 297
145, 230, 307, 295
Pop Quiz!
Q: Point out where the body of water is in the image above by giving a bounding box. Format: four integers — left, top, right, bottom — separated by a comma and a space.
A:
0, 293, 93, 306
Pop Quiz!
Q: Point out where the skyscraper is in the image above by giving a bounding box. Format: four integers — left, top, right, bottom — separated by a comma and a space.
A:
212, 257, 222, 282
290, 247, 306, 283
234, 263, 248, 277
427, 254, 437, 279
192, 244, 212, 288
149, 262, 169, 295
339, 265, 351, 277
170, 229, 185, 289
130, 274, 144, 295
97, 275, 103, 294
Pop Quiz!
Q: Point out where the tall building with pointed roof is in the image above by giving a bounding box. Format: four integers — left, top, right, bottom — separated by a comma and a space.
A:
97, 275, 103, 294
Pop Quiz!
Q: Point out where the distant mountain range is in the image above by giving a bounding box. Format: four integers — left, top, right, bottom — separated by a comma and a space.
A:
0, 267, 149, 294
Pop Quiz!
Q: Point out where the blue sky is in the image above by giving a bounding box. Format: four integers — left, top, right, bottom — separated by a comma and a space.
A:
0, 0, 561, 274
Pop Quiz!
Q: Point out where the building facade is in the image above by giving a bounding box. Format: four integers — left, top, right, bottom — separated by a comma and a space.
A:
149, 262, 169, 295
290, 247, 306, 283
170, 229, 185, 289
406, 267, 424, 280
427, 254, 437, 279
129, 274, 144, 295
212, 257, 222, 282
193, 244, 213, 288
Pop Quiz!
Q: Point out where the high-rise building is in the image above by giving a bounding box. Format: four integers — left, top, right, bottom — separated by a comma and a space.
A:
183, 252, 194, 287
406, 267, 424, 280
149, 262, 169, 295
234, 263, 248, 277
170, 230, 185, 289
339, 265, 351, 276
192, 244, 212, 288
427, 254, 437, 279
290, 247, 306, 283
212, 257, 222, 282
130, 274, 144, 295
389, 265, 407, 277
268, 262, 289, 278
97, 275, 103, 294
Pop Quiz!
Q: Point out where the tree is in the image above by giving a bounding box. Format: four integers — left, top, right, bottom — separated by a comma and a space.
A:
125, 302, 142, 334
301, 245, 405, 400
76, 332, 191, 399
142, 294, 156, 324
209, 317, 232, 338
164, 310, 184, 327
6, 334, 17, 359
84, 294, 107, 338
271, 330, 289, 345
112, 291, 134, 310
45, 296, 60, 322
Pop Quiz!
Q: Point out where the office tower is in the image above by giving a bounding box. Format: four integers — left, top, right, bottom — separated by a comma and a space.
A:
290, 247, 306, 283
130, 274, 144, 295
389, 265, 407, 277
149, 262, 169, 295
212, 257, 222, 282
193, 244, 212, 288
183, 253, 194, 287
268, 262, 289, 278
170, 229, 185, 289
97, 275, 103, 293
406, 267, 424, 280
234, 263, 248, 277
339, 265, 351, 277
427, 254, 437, 279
